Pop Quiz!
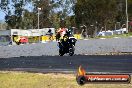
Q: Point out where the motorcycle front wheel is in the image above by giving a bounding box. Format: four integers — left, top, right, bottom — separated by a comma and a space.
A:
69, 46, 74, 56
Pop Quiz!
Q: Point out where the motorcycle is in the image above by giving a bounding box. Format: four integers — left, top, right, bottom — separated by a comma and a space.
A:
58, 36, 77, 56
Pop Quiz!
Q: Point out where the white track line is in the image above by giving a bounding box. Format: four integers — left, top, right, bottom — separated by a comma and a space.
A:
100, 38, 106, 39
84, 39, 89, 40
114, 37, 120, 38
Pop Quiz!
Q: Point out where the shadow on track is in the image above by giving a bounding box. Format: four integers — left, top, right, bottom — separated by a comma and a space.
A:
0, 55, 132, 73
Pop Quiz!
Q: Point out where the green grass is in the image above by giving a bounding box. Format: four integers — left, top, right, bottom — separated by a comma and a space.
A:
96, 32, 132, 39
0, 71, 131, 88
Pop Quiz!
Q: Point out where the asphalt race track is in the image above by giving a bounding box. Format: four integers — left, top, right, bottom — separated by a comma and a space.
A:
0, 55, 132, 74
1, 38, 132, 58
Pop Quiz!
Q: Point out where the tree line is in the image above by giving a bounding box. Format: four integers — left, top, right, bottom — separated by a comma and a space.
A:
0, 0, 132, 36
0, 0, 75, 29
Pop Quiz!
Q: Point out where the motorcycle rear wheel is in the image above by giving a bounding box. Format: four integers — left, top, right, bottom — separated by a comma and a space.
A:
59, 49, 65, 56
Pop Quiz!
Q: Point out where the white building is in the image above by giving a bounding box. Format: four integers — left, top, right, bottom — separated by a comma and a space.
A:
10, 28, 55, 36
0, 28, 56, 45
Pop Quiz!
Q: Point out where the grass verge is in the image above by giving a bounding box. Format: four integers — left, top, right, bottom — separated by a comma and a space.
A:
96, 32, 132, 39
0, 71, 131, 88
